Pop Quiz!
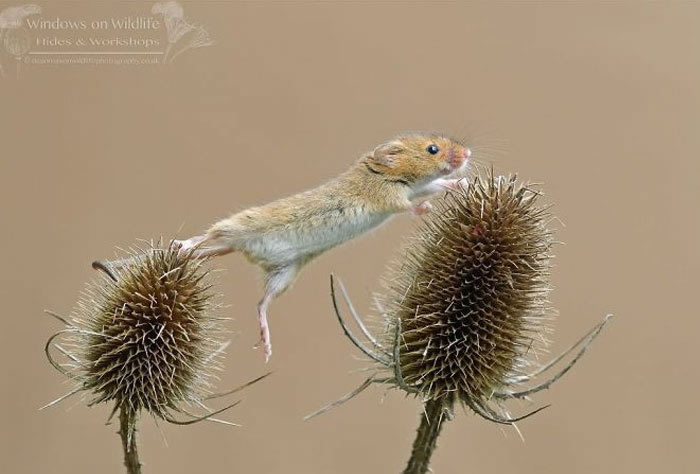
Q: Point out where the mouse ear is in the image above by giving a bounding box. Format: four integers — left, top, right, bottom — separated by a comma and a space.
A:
372, 141, 404, 167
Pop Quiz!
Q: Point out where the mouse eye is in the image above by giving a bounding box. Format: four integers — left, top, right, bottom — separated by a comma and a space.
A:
426, 144, 440, 155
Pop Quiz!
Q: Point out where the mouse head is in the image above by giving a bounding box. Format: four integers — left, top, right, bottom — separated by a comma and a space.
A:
369, 133, 471, 186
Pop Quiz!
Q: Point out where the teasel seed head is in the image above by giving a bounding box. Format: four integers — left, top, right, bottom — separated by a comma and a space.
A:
44, 241, 262, 424
309, 173, 610, 425
389, 174, 553, 405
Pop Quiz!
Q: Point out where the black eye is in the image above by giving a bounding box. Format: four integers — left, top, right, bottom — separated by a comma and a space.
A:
426, 144, 439, 155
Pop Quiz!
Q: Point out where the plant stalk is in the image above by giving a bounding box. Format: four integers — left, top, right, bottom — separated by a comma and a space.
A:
119, 406, 142, 474
402, 398, 451, 474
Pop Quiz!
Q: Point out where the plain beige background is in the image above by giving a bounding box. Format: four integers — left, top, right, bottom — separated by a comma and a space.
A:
1, 1, 698, 473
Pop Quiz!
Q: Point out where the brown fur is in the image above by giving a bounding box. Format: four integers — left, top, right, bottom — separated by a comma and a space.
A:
210, 133, 468, 241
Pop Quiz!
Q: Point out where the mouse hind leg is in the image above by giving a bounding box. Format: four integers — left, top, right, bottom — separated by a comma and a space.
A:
255, 263, 301, 362
175, 232, 235, 258
92, 233, 235, 281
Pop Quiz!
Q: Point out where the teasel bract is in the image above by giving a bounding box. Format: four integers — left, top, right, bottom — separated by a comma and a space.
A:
44, 241, 269, 474
307, 173, 611, 474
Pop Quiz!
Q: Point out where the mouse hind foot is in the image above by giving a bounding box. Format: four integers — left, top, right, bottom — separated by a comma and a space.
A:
176, 233, 235, 258
253, 264, 302, 363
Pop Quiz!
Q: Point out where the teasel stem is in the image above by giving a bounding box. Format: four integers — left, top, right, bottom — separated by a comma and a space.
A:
403, 398, 452, 474
119, 406, 142, 474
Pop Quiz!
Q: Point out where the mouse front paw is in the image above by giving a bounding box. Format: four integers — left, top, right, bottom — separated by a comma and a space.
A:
411, 201, 433, 216
444, 177, 468, 191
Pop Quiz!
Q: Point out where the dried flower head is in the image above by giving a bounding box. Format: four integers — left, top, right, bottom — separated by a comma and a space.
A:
308, 173, 610, 425
44, 241, 266, 425
385, 173, 557, 418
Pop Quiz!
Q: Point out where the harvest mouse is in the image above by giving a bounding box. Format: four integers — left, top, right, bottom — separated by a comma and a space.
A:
94, 133, 471, 362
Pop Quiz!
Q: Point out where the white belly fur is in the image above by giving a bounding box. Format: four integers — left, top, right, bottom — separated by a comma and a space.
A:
238, 210, 393, 267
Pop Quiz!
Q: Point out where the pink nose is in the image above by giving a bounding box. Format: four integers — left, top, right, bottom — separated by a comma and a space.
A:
450, 147, 470, 168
